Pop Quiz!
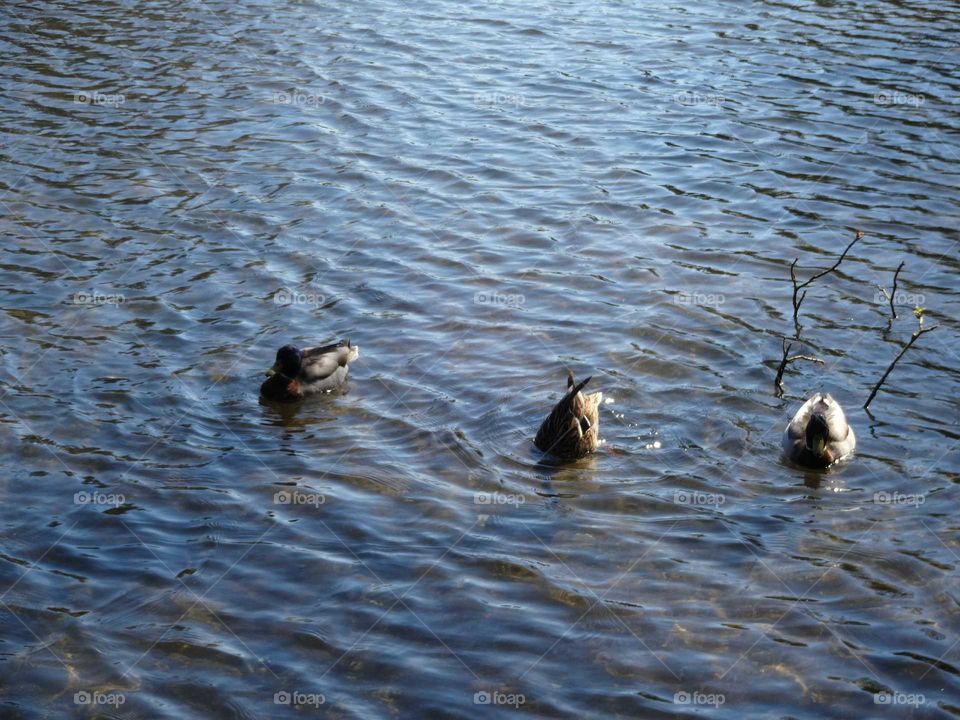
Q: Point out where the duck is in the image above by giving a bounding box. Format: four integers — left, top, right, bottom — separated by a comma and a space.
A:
260, 340, 359, 402
534, 371, 602, 460
782, 392, 856, 468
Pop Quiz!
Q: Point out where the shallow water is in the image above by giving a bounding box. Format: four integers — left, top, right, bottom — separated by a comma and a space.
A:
1, 0, 959, 717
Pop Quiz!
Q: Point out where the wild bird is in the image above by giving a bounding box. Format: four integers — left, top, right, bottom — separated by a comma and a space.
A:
782, 392, 856, 468
260, 340, 359, 402
534, 371, 603, 460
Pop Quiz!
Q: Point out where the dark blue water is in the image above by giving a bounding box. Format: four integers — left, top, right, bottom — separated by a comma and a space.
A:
1, 0, 958, 717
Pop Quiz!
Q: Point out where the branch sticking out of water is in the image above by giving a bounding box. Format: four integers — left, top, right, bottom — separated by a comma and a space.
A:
863, 308, 937, 410
790, 230, 862, 334
774, 338, 826, 396
875, 260, 905, 321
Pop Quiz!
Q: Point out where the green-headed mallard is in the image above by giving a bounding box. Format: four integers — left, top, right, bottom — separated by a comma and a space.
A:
782, 392, 856, 468
534, 371, 602, 460
260, 340, 359, 402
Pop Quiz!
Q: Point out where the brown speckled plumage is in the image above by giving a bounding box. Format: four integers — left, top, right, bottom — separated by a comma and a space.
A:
534, 372, 602, 460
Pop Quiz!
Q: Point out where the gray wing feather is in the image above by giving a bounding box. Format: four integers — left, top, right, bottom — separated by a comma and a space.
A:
817, 394, 850, 442
299, 343, 356, 382
299, 349, 343, 381
784, 394, 818, 441
293, 341, 360, 393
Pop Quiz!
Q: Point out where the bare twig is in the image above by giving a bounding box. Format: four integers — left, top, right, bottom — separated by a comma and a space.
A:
790, 230, 862, 332
889, 261, 904, 320
863, 308, 937, 410
876, 261, 905, 320
774, 338, 826, 395
789, 354, 824, 364
775, 339, 792, 393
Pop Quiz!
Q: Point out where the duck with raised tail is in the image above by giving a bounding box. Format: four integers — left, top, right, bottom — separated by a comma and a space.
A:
534, 371, 602, 460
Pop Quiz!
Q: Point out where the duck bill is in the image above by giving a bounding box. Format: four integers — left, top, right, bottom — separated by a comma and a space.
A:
814, 436, 826, 455
265, 363, 279, 377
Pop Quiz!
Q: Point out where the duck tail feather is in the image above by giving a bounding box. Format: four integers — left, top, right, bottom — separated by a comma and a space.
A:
572, 376, 592, 395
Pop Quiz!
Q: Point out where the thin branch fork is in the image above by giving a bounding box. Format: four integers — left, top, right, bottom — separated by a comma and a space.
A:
775, 338, 826, 394
875, 261, 905, 320
790, 230, 862, 329
863, 313, 937, 410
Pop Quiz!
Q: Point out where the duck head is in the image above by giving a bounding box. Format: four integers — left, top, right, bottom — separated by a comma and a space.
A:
267, 344, 302, 378
804, 411, 832, 463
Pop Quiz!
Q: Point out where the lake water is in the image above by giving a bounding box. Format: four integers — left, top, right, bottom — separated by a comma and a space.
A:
1, 0, 959, 717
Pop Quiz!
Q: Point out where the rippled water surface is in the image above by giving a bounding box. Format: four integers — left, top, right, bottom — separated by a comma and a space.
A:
2, 0, 959, 717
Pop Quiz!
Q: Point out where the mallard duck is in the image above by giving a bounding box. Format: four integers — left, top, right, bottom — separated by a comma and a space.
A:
782, 392, 856, 468
534, 371, 602, 459
259, 340, 359, 402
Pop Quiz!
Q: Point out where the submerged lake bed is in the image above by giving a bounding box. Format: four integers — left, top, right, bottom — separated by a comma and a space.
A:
1, 0, 959, 717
